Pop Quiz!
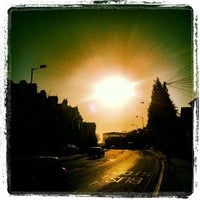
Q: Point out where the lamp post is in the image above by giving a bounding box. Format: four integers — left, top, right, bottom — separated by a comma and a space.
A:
135, 101, 145, 129
141, 116, 144, 129
30, 65, 47, 84
136, 115, 144, 129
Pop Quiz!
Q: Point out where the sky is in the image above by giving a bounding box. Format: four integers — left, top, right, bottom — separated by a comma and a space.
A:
8, 6, 194, 134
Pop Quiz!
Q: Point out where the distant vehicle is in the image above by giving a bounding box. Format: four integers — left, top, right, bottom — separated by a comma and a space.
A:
10, 156, 67, 191
61, 144, 79, 155
89, 147, 105, 159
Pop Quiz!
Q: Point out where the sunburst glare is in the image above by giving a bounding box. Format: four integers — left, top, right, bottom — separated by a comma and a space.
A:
91, 75, 137, 109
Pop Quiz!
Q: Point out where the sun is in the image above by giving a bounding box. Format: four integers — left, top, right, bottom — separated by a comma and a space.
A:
92, 76, 136, 109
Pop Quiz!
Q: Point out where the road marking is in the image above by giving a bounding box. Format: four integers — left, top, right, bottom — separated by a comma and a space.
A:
141, 171, 151, 176
123, 170, 151, 177
125, 177, 132, 183
108, 170, 151, 185
102, 175, 109, 182
123, 171, 133, 176
86, 160, 103, 166
124, 177, 143, 184
153, 160, 165, 197
103, 175, 108, 179
142, 156, 159, 192
68, 167, 85, 173
116, 177, 125, 183
111, 177, 125, 183
129, 177, 143, 184
89, 180, 98, 185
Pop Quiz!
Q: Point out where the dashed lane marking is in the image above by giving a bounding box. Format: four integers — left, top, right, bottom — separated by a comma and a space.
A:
86, 160, 103, 166
89, 180, 98, 186
67, 167, 85, 173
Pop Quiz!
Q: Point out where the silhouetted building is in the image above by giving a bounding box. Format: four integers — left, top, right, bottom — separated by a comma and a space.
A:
8, 80, 97, 156
48, 96, 58, 109
56, 101, 83, 149
103, 132, 127, 149
79, 122, 97, 151
175, 98, 198, 158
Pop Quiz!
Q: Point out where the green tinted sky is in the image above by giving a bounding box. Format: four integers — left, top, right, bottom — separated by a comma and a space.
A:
8, 6, 194, 134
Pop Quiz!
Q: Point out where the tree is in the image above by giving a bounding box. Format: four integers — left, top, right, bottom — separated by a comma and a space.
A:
147, 78, 177, 155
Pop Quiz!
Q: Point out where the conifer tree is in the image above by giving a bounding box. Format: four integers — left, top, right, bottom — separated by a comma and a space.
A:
147, 78, 177, 154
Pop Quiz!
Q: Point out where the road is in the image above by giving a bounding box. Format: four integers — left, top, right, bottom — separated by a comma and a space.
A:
60, 149, 163, 197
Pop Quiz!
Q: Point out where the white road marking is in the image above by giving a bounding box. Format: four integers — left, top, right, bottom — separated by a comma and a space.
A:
89, 180, 98, 185
129, 177, 143, 184
103, 175, 108, 179
123, 171, 133, 176
67, 167, 85, 173
125, 177, 132, 183
153, 160, 165, 197
86, 160, 103, 166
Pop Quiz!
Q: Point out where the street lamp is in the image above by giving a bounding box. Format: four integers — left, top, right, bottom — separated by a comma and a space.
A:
136, 115, 144, 129
135, 101, 145, 129
141, 116, 144, 129
30, 65, 47, 84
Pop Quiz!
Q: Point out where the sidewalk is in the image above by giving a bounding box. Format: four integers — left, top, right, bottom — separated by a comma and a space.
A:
159, 157, 193, 197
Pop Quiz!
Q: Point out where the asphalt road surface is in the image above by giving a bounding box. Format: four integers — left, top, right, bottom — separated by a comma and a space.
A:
60, 149, 163, 197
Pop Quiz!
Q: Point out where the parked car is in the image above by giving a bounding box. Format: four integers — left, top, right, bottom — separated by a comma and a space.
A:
10, 156, 67, 192
88, 147, 105, 159
61, 144, 79, 155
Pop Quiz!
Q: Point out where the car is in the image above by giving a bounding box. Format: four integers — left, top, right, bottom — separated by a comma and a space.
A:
61, 144, 79, 155
10, 156, 67, 192
88, 147, 105, 159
